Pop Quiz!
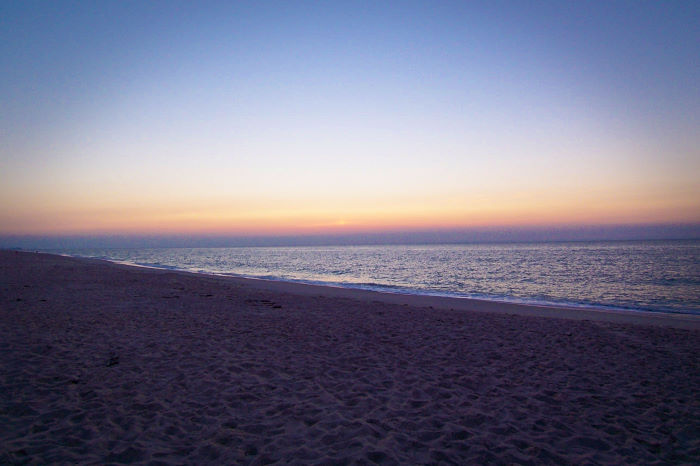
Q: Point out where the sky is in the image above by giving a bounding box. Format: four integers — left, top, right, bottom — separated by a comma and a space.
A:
1, 1, 699, 245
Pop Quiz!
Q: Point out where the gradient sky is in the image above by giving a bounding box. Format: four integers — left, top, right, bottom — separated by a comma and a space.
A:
1, 1, 699, 239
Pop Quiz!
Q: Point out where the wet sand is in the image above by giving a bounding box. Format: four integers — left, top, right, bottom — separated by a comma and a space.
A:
1, 250, 699, 464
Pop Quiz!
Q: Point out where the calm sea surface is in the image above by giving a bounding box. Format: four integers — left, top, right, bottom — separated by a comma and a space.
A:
55, 240, 700, 314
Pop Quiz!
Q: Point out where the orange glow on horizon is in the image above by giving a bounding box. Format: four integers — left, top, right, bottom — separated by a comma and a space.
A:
2, 169, 698, 236
2, 191, 698, 236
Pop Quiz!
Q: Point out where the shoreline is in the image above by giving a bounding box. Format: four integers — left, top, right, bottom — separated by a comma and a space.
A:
2, 249, 699, 463
103, 258, 696, 316
44, 250, 700, 329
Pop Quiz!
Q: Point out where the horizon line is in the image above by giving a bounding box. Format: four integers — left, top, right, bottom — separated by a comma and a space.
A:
2, 223, 699, 249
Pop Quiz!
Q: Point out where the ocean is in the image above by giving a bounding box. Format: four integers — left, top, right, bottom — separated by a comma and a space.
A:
54, 240, 700, 314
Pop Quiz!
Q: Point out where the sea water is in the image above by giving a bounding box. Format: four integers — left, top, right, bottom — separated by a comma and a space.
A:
55, 240, 700, 314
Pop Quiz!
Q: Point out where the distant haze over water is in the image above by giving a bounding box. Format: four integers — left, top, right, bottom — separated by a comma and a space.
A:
3, 223, 699, 249
54, 240, 699, 315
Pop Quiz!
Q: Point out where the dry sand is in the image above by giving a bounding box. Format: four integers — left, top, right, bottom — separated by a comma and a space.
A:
1, 250, 699, 464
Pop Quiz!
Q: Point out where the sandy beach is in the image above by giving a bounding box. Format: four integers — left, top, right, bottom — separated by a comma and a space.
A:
1, 250, 698, 464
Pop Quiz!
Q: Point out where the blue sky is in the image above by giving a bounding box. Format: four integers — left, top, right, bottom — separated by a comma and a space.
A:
1, 1, 698, 243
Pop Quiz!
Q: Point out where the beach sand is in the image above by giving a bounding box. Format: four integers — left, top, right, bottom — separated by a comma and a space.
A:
1, 250, 698, 464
